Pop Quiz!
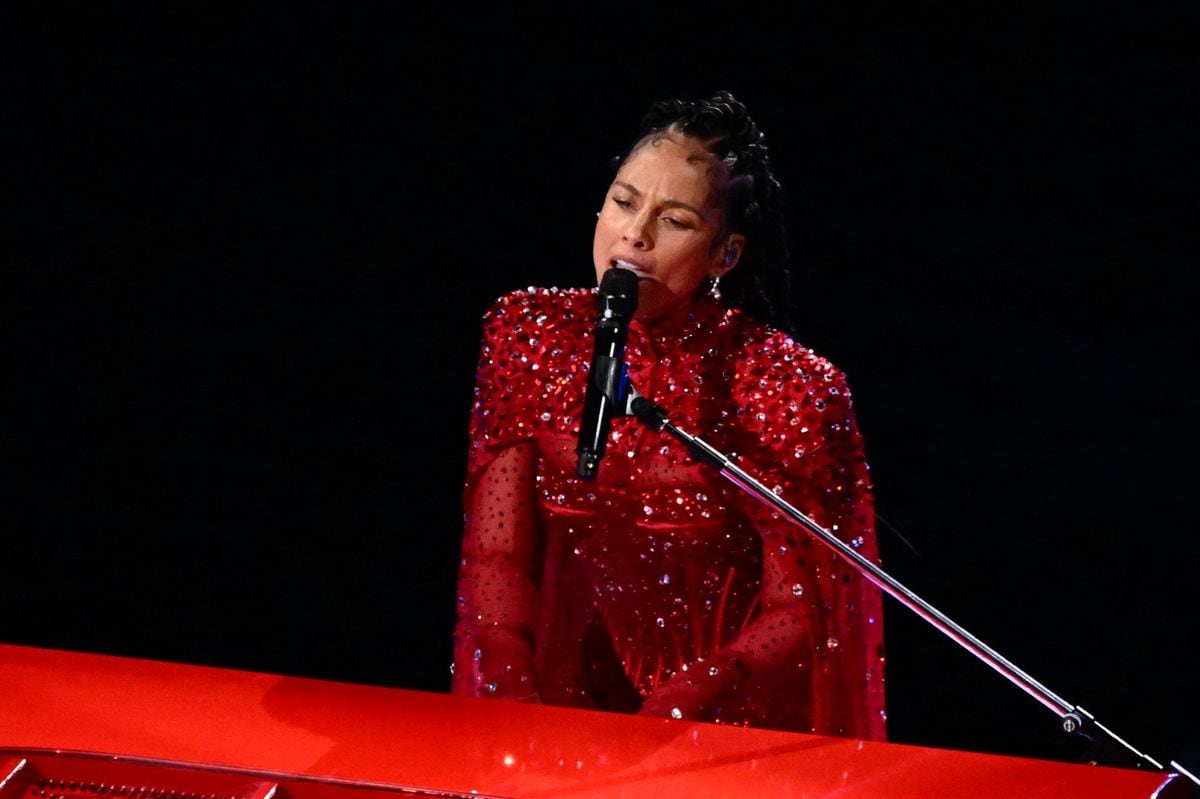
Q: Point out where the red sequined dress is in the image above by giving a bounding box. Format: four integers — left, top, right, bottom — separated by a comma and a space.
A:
451, 287, 887, 740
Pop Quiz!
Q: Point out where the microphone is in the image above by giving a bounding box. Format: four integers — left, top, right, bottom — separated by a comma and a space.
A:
576, 266, 639, 480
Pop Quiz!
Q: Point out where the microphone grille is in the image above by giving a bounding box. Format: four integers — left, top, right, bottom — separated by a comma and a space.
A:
598, 267, 639, 317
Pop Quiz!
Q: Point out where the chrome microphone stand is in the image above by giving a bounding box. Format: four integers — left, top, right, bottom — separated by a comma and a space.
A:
620, 385, 1198, 793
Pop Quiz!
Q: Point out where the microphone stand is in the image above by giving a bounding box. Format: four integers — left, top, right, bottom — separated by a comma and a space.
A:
619, 386, 1199, 792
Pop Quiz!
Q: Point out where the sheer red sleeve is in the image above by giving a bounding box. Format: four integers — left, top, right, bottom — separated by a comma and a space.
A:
640, 334, 887, 740
450, 295, 544, 702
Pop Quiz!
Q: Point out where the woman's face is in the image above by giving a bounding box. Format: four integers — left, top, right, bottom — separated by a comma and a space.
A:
592, 133, 744, 324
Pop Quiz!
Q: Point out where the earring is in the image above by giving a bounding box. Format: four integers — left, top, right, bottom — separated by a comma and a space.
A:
707, 275, 722, 300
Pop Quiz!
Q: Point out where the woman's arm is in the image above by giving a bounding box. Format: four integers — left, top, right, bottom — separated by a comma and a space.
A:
639, 350, 886, 738
451, 441, 543, 701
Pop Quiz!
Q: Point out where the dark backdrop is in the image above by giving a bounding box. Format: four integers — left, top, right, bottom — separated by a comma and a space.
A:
8, 4, 1198, 772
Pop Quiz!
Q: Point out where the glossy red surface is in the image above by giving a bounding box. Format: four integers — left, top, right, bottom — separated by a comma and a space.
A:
0, 643, 1182, 798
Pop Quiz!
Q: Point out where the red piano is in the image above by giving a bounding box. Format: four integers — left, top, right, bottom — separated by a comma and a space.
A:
0, 643, 1189, 798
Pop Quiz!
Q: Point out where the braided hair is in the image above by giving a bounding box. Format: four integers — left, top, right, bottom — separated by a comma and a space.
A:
617, 90, 794, 333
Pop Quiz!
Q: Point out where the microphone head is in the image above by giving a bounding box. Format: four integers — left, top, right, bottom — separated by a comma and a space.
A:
597, 266, 639, 319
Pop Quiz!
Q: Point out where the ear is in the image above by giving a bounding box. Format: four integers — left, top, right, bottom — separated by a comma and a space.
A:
712, 233, 746, 278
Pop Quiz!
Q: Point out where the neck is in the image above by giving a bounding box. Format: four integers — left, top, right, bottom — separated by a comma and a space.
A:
632, 291, 720, 334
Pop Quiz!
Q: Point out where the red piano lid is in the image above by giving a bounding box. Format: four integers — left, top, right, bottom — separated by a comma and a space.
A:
0, 643, 1182, 799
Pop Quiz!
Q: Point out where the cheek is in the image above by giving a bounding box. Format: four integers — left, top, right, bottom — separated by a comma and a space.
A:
594, 215, 620, 244
593, 214, 627, 248
594, 214, 616, 243
661, 251, 713, 293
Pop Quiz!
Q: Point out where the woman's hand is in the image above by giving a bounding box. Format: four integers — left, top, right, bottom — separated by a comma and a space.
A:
637, 655, 749, 722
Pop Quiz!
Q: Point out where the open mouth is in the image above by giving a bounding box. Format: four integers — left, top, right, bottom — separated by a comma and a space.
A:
612, 259, 652, 279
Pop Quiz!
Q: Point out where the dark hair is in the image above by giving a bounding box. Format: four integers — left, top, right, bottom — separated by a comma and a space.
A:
617, 90, 794, 333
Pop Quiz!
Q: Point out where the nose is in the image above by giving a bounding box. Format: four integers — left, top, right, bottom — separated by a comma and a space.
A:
621, 210, 653, 249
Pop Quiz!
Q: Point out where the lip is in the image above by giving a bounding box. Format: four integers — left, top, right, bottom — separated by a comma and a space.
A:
611, 258, 652, 279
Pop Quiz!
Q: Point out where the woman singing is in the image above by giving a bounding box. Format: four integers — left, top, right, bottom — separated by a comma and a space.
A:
452, 90, 886, 740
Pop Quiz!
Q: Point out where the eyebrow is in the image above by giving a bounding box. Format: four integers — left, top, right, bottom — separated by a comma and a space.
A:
613, 181, 704, 216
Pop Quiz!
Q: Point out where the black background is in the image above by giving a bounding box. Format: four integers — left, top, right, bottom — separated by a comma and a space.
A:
7, 3, 1199, 774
